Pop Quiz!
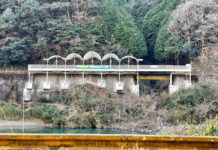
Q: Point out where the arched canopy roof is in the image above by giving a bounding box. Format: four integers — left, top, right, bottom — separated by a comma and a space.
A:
83, 51, 101, 61
43, 55, 65, 61
102, 53, 120, 61
65, 53, 83, 61
121, 56, 137, 61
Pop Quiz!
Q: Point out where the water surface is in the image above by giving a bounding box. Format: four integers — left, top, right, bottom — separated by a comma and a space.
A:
0, 127, 146, 134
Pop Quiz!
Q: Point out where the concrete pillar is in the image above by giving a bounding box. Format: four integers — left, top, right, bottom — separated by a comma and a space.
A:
83, 72, 85, 83
101, 60, 103, 84
61, 60, 69, 90
170, 73, 173, 85
137, 60, 139, 69
110, 57, 112, 68
28, 71, 31, 83
74, 58, 76, 69
44, 59, 51, 90
56, 57, 57, 68
128, 58, 130, 69
189, 72, 191, 84
119, 61, 121, 83
119, 72, 121, 83
23, 88, 31, 101
46, 60, 49, 82
82, 60, 85, 83
64, 60, 67, 83
101, 72, 103, 84
169, 73, 178, 94
43, 58, 51, 90
137, 72, 139, 86
25, 71, 33, 90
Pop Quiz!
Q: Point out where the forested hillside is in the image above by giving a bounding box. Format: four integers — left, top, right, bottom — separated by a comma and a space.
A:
0, 0, 217, 66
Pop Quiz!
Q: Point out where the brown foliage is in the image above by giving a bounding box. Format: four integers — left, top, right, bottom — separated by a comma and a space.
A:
169, 0, 218, 49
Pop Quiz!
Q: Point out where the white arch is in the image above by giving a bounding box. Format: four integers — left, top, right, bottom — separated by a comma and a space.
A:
65, 53, 83, 61
102, 53, 120, 62
43, 55, 65, 61
120, 55, 137, 61
83, 51, 101, 61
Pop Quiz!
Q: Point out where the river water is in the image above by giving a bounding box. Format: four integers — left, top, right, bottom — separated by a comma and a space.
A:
0, 127, 146, 134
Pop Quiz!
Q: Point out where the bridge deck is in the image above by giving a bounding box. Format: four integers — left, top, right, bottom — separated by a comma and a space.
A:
28, 65, 191, 73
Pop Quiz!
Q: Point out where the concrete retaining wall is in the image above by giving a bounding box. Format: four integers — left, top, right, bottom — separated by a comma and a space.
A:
30, 73, 138, 97
0, 73, 27, 101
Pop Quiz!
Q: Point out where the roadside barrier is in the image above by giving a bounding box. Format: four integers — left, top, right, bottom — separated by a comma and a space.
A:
0, 134, 217, 149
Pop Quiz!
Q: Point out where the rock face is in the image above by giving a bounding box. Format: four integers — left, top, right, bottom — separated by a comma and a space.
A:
0, 73, 27, 101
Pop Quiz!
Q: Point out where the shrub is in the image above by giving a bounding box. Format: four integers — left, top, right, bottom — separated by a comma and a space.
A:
26, 104, 67, 126
0, 101, 22, 120
160, 116, 217, 136
186, 116, 217, 136
50, 90, 72, 105
37, 96, 51, 103
158, 84, 217, 124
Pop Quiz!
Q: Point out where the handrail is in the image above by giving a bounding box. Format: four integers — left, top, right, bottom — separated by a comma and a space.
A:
28, 64, 191, 72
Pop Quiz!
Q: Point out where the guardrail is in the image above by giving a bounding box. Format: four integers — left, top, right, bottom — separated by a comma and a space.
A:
0, 70, 28, 74
28, 65, 191, 72
0, 134, 217, 149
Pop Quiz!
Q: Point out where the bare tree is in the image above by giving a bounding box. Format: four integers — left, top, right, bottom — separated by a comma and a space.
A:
69, 0, 97, 25
168, 0, 218, 49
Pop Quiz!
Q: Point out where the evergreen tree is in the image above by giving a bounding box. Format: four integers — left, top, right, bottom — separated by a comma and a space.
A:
142, 0, 182, 62
0, 0, 46, 65
97, 0, 147, 58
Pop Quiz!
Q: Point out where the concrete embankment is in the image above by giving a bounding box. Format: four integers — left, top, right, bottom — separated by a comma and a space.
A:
0, 134, 217, 149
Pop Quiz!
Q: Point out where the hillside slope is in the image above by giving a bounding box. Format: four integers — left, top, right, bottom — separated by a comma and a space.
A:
0, 0, 217, 66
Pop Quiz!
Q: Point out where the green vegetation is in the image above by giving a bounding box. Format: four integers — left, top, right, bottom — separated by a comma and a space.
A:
186, 116, 217, 136
0, 85, 158, 128
0, 101, 22, 120
132, 0, 182, 62
158, 84, 217, 124
49, 85, 157, 128
0, 0, 217, 136
97, 0, 147, 58
26, 104, 67, 126
0, 100, 66, 126
160, 116, 218, 136
1, 0, 217, 66
0, 83, 217, 135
